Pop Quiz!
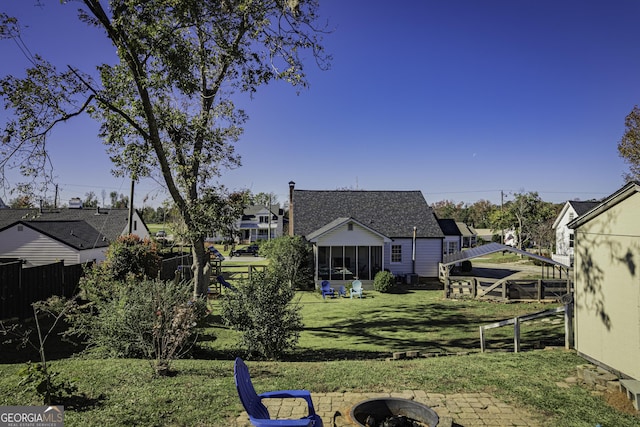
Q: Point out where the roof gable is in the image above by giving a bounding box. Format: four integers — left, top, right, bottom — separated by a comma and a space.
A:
292, 190, 444, 239
305, 217, 392, 242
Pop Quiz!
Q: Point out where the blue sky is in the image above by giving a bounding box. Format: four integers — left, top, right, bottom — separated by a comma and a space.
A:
2, 0, 639, 209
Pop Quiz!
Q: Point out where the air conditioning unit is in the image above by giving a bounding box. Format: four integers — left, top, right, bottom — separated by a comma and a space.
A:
405, 273, 419, 285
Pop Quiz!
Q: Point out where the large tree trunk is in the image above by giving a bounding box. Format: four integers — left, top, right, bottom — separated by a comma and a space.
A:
191, 237, 210, 298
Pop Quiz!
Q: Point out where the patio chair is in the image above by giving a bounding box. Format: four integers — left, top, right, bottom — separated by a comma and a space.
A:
338, 285, 347, 298
320, 280, 335, 299
234, 357, 323, 427
350, 280, 363, 298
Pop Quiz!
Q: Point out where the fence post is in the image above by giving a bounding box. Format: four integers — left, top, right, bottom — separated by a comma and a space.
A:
514, 316, 521, 353
537, 279, 543, 301
480, 326, 485, 352
564, 303, 574, 349
502, 281, 508, 300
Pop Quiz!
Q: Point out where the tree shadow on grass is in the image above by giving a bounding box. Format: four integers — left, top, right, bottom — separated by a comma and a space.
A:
59, 393, 106, 412
0, 317, 86, 364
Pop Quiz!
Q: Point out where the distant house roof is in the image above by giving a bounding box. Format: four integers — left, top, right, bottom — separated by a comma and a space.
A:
455, 221, 476, 237
437, 219, 462, 236
292, 190, 444, 239
0, 207, 137, 243
7, 220, 110, 250
552, 199, 603, 229
568, 200, 601, 216
241, 204, 282, 220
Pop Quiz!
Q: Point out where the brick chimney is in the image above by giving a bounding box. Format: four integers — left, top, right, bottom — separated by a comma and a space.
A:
288, 181, 295, 236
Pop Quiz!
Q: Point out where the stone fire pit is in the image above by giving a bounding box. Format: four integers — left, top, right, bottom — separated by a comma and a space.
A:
349, 397, 439, 427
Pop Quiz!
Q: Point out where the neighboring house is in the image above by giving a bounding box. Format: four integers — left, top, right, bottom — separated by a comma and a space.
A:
503, 228, 517, 247
0, 197, 7, 209
437, 219, 462, 256
568, 181, 640, 382
552, 200, 600, 267
288, 183, 444, 283
455, 221, 477, 248
0, 206, 150, 266
473, 228, 499, 243
238, 204, 285, 243
0, 220, 109, 266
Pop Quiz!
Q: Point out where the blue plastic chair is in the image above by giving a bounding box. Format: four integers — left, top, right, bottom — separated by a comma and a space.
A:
338, 286, 347, 298
320, 280, 335, 299
234, 357, 323, 427
350, 280, 363, 298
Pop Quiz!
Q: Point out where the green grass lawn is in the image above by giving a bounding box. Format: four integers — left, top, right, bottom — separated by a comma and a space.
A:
1, 290, 638, 426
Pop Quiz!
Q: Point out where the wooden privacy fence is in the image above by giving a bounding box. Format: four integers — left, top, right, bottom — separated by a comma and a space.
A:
445, 276, 571, 301
0, 261, 86, 320
479, 304, 574, 353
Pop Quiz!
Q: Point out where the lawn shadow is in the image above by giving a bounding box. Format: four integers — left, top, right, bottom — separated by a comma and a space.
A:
59, 393, 106, 412
0, 317, 86, 364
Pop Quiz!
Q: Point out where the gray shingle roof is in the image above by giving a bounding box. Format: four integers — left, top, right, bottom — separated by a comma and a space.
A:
437, 219, 461, 236
0, 208, 131, 243
19, 220, 110, 250
568, 200, 601, 216
292, 190, 444, 239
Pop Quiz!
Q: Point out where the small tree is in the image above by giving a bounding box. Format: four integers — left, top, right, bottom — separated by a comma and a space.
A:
220, 271, 302, 359
260, 235, 314, 290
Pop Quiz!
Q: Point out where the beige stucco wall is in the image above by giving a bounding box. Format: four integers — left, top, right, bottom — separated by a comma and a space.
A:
573, 192, 640, 380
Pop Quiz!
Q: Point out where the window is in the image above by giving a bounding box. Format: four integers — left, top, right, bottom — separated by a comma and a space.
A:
391, 245, 402, 263
259, 215, 268, 223
569, 232, 574, 248
348, 223, 353, 231
444, 241, 458, 255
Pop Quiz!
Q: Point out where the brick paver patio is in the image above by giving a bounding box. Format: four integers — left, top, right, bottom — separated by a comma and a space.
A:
234, 390, 543, 426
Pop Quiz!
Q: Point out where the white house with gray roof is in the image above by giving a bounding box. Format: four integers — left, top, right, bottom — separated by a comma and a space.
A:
552, 200, 601, 266
0, 207, 149, 266
288, 182, 444, 284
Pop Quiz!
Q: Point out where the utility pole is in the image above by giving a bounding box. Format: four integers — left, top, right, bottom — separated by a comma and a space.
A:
268, 194, 272, 241
128, 179, 135, 234
501, 190, 504, 244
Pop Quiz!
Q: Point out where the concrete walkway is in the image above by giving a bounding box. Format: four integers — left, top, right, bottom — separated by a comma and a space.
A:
234, 390, 543, 426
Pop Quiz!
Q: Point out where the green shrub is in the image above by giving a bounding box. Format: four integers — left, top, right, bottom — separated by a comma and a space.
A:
220, 271, 302, 359
373, 271, 395, 293
104, 234, 161, 280
79, 234, 161, 302
69, 277, 206, 375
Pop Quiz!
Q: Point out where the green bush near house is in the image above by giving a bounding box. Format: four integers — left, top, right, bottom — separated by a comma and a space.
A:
373, 270, 395, 292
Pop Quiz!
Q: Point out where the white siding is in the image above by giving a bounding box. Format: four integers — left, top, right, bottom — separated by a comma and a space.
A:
555, 207, 576, 256
0, 225, 106, 266
384, 238, 442, 277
